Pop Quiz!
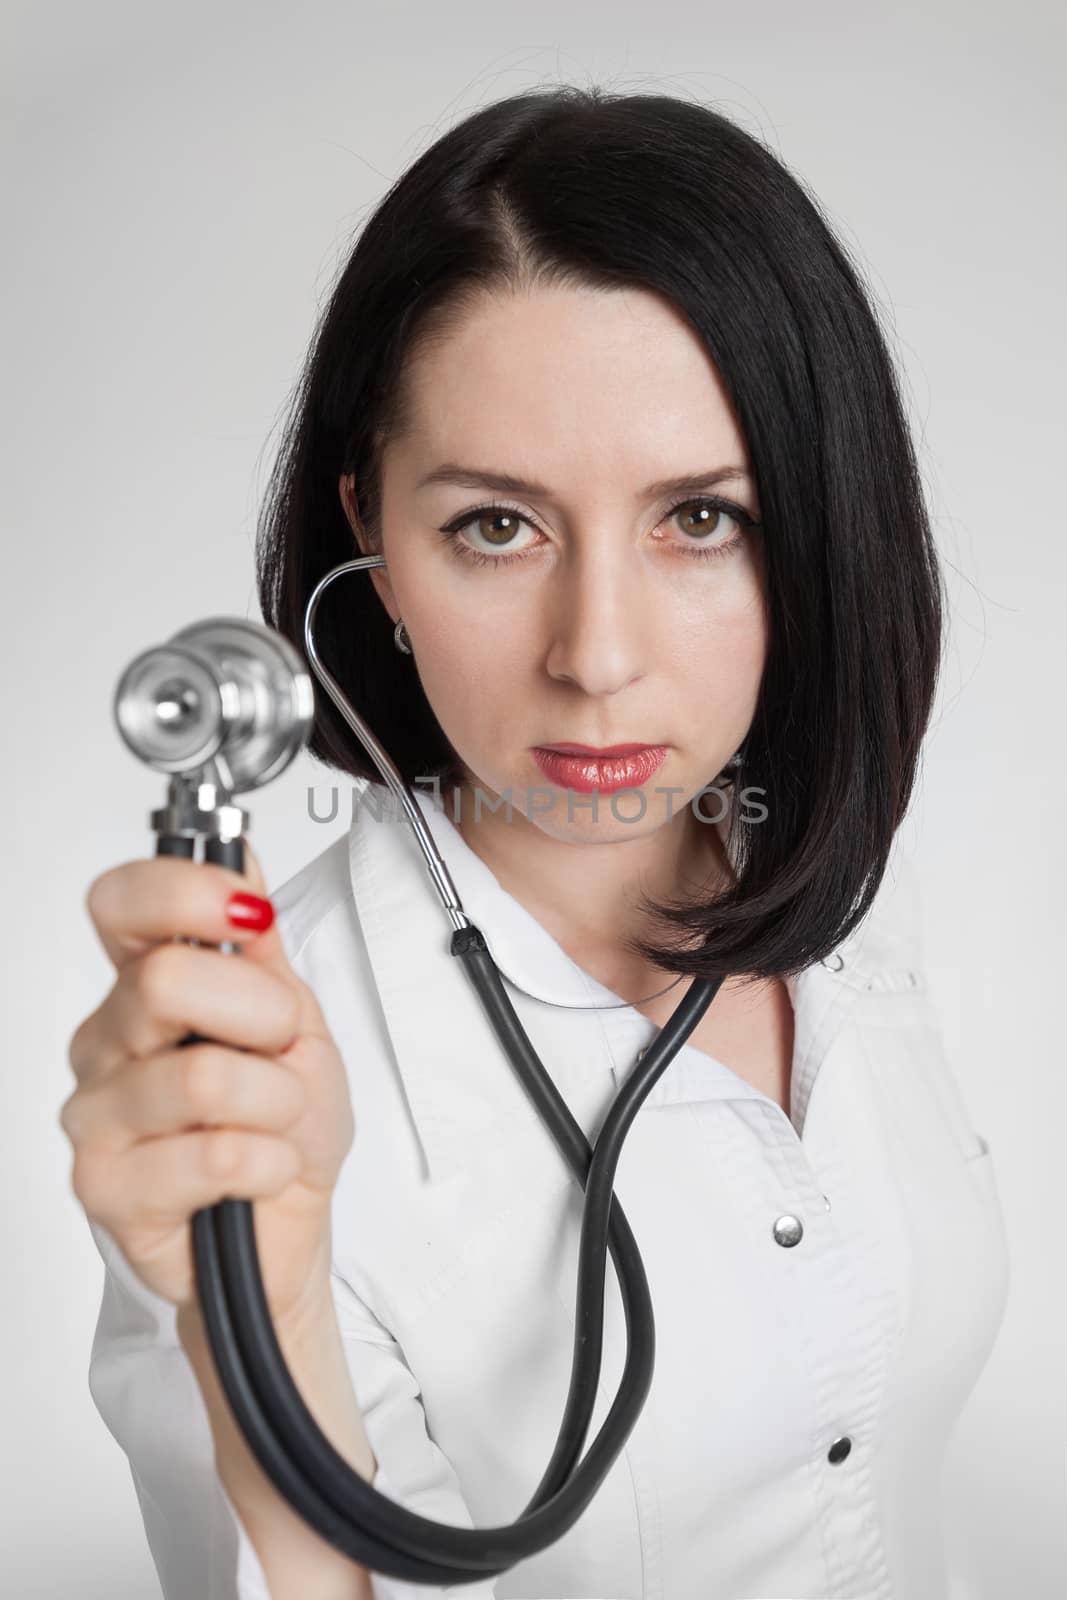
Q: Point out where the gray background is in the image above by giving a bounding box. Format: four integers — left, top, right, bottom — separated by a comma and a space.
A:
5, 1, 1063, 1595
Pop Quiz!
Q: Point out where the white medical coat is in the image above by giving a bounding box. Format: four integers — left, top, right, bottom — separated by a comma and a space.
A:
86, 781, 1010, 1599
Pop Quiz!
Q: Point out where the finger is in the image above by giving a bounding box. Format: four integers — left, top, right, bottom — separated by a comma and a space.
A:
68, 998, 126, 1085
69, 941, 302, 1085
65, 1042, 309, 1152
84, 1128, 303, 1234
83, 846, 282, 974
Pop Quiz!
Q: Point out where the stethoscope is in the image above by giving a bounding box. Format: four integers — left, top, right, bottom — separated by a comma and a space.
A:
112, 553, 722, 1585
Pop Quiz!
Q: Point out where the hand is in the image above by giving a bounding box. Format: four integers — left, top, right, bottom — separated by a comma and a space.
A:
61, 842, 355, 1330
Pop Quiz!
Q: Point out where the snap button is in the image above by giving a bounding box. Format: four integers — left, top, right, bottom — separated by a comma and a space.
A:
772, 1214, 804, 1248
827, 1436, 852, 1464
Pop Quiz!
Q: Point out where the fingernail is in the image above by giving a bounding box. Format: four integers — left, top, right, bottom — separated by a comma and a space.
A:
225, 892, 275, 931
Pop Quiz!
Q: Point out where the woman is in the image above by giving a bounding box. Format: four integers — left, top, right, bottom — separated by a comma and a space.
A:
62, 85, 1009, 1599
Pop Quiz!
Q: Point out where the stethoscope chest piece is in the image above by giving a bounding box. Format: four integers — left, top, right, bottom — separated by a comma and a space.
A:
113, 617, 315, 792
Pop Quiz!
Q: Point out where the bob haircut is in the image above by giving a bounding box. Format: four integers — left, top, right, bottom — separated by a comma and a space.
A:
257, 85, 945, 985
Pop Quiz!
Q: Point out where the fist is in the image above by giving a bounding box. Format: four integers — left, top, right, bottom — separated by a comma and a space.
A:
61, 841, 355, 1329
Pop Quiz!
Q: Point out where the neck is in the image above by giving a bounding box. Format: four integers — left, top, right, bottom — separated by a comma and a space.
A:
446, 777, 733, 975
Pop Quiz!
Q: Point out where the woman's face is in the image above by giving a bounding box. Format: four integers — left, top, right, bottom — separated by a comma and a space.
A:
341, 282, 768, 854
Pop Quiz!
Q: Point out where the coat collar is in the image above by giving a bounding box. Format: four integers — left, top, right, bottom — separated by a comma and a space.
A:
345, 781, 912, 1186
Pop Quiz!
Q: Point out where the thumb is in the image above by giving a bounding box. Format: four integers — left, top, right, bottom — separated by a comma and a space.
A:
234, 836, 270, 898
225, 838, 293, 974
227, 839, 330, 1036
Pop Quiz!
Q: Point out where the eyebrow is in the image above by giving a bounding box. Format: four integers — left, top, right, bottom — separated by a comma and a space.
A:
415, 462, 753, 500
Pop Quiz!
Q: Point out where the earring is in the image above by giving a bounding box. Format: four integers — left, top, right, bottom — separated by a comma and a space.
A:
394, 618, 412, 655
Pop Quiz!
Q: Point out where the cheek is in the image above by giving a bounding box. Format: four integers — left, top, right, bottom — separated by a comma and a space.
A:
394, 550, 515, 672
673, 564, 769, 693
408, 601, 525, 714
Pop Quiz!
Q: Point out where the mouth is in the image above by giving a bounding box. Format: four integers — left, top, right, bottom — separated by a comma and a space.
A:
531, 743, 669, 794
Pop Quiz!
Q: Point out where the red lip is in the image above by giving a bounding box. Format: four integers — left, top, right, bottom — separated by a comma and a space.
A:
531, 745, 669, 795
536, 743, 660, 756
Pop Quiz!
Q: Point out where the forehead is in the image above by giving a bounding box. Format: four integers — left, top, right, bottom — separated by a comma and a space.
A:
392, 284, 749, 480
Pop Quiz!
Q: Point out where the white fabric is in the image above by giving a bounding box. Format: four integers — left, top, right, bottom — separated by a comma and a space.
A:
86, 780, 1010, 1598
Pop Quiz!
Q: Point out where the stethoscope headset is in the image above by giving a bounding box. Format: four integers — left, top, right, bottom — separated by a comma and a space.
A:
112, 553, 723, 1585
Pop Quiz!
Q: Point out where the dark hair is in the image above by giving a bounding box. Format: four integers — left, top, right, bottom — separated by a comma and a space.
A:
256, 85, 945, 984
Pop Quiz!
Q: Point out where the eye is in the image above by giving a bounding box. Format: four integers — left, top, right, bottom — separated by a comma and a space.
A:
437, 496, 760, 569
437, 504, 541, 567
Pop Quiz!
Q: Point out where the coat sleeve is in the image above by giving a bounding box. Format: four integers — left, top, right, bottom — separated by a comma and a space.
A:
85, 1218, 501, 1599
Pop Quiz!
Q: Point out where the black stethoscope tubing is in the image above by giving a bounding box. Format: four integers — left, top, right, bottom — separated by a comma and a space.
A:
165, 553, 721, 1584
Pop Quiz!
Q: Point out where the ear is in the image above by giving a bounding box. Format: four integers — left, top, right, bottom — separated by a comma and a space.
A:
338, 472, 398, 620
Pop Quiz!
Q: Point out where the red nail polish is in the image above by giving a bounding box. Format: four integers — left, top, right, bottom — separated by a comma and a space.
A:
225, 892, 275, 931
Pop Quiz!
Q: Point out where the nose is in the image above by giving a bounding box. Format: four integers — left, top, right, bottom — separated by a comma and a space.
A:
544, 536, 652, 696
